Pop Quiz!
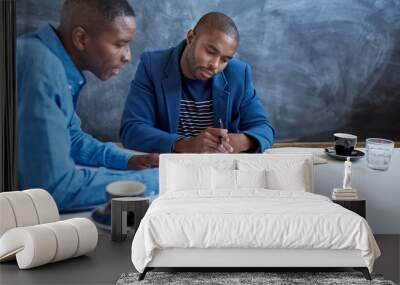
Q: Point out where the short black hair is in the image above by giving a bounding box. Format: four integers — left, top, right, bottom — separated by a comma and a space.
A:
193, 12, 239, 42
61, 0, 135, 25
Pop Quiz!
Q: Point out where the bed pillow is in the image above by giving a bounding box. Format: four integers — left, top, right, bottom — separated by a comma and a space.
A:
236, 169, 268, 189
237, 159, 310, 192
167, 163, 212, 192
211, 169, 268, 192
266, 167, 306, 191
212, 168, 237, 190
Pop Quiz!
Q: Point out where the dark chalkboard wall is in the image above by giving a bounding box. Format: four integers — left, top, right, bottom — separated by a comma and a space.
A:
17, 0, 400, 142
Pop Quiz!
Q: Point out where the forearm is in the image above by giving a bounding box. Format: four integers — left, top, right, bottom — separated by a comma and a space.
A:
174, 130, 239, 153
71, 135, 131, 170
47, 167, 159, 211
121, 122, 182, 153
69, 113, 131, 170
242, 124, 275, 152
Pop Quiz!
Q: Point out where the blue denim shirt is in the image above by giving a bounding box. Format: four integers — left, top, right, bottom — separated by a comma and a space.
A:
17, 24, 158, 211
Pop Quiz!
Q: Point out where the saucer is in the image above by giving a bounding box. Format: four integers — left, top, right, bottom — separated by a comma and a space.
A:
91, 201, 138, 231
91, 203, 111, 231
324, 147, 365, 161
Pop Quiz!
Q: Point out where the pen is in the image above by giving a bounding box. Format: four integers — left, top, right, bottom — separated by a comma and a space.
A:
218, 118, 225, 145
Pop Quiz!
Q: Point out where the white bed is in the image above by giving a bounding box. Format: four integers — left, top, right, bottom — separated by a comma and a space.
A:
131, 154, 380, 280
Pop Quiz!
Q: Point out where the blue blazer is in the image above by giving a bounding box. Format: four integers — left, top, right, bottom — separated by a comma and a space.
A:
120, 40, 275, 153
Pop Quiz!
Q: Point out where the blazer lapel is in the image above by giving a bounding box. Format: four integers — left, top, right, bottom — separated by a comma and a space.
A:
212, 72, 230, 128
162, 74, 181, 133
161, 41, 186, 133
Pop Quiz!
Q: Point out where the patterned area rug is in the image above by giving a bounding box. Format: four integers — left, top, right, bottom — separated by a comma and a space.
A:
116, 271, 396, 285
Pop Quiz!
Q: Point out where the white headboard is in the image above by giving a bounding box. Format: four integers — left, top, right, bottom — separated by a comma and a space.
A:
159, 153, 314, 195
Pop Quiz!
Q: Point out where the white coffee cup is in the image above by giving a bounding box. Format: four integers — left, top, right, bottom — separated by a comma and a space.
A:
334, 133, 357, 156
106, 181, 145, 200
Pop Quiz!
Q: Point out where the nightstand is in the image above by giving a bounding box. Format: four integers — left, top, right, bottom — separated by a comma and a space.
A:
332, 199, 366, 218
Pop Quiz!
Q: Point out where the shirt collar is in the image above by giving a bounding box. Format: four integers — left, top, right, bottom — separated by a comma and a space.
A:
36, 24, 86, 88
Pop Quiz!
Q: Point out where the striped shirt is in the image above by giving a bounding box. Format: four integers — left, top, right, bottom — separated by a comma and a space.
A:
178, 77, 214, 137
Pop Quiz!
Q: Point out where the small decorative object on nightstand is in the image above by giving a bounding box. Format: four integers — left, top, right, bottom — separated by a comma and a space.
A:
332, 157, 359, 200
332, 199, 366, 218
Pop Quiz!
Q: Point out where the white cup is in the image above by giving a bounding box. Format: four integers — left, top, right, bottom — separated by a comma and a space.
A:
334, 133, 357, 156
106, 181, 146, 200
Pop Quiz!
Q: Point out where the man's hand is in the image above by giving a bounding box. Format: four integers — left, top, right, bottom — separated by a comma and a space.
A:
174, 128, 234, 153
127, 153, 159, 170
228, 133, 257, 153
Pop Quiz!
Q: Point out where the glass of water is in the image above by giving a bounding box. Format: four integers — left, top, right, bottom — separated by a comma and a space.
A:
365, 138, 395, 171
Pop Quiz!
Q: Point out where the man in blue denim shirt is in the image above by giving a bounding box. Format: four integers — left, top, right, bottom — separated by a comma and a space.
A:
17, 0, 158, 211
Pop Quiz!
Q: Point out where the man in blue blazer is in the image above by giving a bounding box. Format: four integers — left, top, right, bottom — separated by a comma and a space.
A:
121, 12, 275, 153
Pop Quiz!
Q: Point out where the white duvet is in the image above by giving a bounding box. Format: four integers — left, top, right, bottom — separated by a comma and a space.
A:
131, 190, 380, 273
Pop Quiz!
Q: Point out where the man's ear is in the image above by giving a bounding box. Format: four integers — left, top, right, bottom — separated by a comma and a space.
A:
72, 26, 88, 51
186, 29, 195, 45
